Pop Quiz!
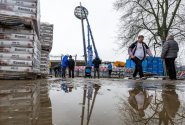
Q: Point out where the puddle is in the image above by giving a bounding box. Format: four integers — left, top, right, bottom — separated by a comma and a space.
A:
0, 78, 185, 125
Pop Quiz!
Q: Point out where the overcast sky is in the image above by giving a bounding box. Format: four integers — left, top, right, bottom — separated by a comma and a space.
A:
40, 0, 127, 61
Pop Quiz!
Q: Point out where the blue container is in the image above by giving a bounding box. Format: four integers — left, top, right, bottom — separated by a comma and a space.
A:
153, 65, 158, 69
158, 63, 163, 66
147, 68, 153, 73
126, 57, 164, 76
143, 67, 147, 72
142, 60, 148, 68
158, 65, 163, 69
153, 60, 158, 64
152, 70, 158, 74
126, 59, 131, 68
158, 71, 164, 76
158, 69, 164, 73
147, 57, 153, 61
130, 60, 135, 68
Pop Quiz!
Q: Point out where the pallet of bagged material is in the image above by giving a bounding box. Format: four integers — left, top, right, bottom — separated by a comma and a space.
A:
40, 54, 49, 60
40, 29, 53, 33
0, 53, 32, 60
40, 58, 49, 62
41, 58, 48, 62
0, 11, 36, 20
40, 66, 48, 69
0, 71, 38, 80
40, 23, 53, 27
0, 59, 32, 66
41, 46, 51, 52
0, 66, 33, 72
41, 53, 49, 56
40, 64, 49, 68
40, 36, 53, 41
40, 39, 53, 43
33, 59, 40, 67
40, 33, 53, 37
0, 0, 37, 8
41, 42, 52, 47
0, 40, 33, 48
0, 27, 34, 35
40, 63, 49, 66
0, 16, 35, 29
33, 40, 41, 49
0, 47, 34, 53
41, 50, 49, 54
40, 71, 49, 74
0, 4, 37, 13
0, 33, 34, 40
40, 60, 49, 64
40, 26, 53, 30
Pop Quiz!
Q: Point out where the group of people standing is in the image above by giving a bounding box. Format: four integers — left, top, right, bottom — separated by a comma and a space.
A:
58, 55, 113, 79
128, 35, 179, 80
61, 55, 75, 78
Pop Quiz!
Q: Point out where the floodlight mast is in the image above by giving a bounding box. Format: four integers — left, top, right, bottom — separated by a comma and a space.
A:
74, 3, 89, 65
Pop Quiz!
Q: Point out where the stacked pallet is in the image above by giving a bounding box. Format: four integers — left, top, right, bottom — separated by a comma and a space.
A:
40, 23, 53, 75
0, 81, 40, 125
0, 0, 41, 79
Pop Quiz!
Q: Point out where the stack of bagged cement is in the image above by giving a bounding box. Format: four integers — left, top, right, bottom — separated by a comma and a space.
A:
0, 0, 41, 79
40, 23, 53, 75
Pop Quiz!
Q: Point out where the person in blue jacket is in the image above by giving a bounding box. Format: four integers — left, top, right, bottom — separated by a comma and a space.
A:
61, 55, 69, 78
108, 62, 113, 78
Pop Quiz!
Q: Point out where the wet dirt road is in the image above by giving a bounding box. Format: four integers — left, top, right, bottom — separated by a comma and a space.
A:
0, 78, 185, 125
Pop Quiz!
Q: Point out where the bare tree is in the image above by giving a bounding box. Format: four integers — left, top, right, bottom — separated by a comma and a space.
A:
114, 0, 185, 51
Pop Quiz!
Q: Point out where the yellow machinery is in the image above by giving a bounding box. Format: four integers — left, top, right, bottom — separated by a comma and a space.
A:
114, 61, 126, 67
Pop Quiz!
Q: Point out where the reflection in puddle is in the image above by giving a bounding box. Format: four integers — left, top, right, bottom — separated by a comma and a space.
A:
80, 82, 101, 125
118, 82, 185, 125
1, 79, 185, 125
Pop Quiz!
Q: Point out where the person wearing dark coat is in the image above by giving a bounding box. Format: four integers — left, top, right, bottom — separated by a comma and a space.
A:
68, 55, 75, 78
92, 57, 102, 78
161, 35, 179, 80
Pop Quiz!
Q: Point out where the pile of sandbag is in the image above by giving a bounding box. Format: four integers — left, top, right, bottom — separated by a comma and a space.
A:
40, 22, 53, 75
0, 0, 41, 79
